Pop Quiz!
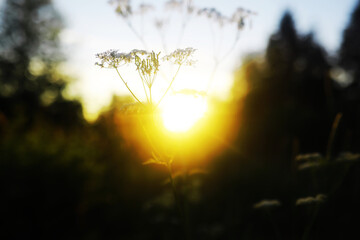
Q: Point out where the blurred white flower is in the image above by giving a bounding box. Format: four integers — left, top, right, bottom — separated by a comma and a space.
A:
109, 0, 132, 18
296, 194, 327, 206
295, 153, 323, 162
335, 152, 360, 162
162, 47, 196, 65
95, 49, 133, 68
136, 3, 154, 15
165, 0, 183, 11
295, 153, 323, 170
253, 199, 281, 209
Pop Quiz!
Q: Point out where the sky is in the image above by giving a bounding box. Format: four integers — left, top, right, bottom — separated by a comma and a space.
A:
52, 0, 359, 120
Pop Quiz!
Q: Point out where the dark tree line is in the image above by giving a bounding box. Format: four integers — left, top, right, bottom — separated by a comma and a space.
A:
233, 4, 360, 163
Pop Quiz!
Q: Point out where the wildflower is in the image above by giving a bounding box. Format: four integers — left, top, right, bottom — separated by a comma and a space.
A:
109, 0, 132, 18
133, 51, 161, 88
295, 153, 323, 170
295, 153, 323, 162
298, 162, 321, 171
296, 194, 327, 206
162, 47, 196, 65
231, 7, 257, 30
136, 3, 154, 15
335, 152, 360, 162
253, 199, 281, 209
197, 8, 229, 27
165, 0, 183, 11
95, 49, 133, 68
95, 48, 196, 105
130, 49, 148, 56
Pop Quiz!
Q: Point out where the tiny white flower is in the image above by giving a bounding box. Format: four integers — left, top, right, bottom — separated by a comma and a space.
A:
253, 199, 281, 209
336, 152, 360, 162
137, 4, 154, 14
162, 47, 196, 65
296, 194, 327, 206
295, 153, 323, 162
165, 0, 183, 11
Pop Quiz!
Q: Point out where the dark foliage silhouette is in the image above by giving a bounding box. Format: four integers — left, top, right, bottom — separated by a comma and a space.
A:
1, 1, 360, 239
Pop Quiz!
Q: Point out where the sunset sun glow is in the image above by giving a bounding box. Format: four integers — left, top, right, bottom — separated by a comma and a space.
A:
160, 94, 208, 132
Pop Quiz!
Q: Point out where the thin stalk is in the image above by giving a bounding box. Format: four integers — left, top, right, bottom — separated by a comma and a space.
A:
206, 61, 219, 92
138, 116, 163, 160
209, 21, 217, 62
206, 31, 240, 93
326, 113, 342, 162
127, 22, 149, 50
115, 68, 143, 105
138, 71, 150, 103
155, 64, 182, 108
302, 206, 320, 240
219, 29, 240, 63
167, 162, 183, 217
167, 162, 191, 240
266, 210, 281, 240
149, 86, 152, 104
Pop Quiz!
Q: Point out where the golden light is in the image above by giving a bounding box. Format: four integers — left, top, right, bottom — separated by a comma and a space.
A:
160, 93, 208, 132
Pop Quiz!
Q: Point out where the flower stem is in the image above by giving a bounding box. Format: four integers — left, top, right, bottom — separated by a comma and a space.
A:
138, 71, 150, 103
156, 64, 182, 108
115, 68, 143, 105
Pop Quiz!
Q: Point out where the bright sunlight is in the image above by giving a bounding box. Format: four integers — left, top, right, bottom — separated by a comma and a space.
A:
161, 93, 208, 132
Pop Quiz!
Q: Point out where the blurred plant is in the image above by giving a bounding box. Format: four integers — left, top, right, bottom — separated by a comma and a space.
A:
108, 0, 256, 92
253, 199, 282, 240
296, 194, 327, 240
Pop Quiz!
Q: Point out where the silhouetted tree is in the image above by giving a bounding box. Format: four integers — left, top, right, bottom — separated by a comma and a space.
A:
234, 11, 333, 165
338, 0, 360, 151
0, 0, 83, 129
339, 0, 360, 85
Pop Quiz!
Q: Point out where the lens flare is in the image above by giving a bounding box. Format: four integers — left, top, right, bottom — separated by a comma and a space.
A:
161, 94, 207, 132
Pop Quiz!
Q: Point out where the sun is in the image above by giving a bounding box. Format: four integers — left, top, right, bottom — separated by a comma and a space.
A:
160, 93, 208, 132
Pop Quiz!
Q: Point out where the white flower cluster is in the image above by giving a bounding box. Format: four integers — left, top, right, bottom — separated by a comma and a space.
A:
253, 199, 281, 209
295, 153, 322, 162
134, 51, 161, 88
296, 194, 327, 206
165, 0, 183, 11
162, 47, 196, 66
197, 8, 229, 27
96, 48, 196, 69
137, 3, 154, 15
109, 0, 132, 18
197, 6, 256, 28
231, 8, 257, 30
335, 152, 360, 162
95, 49, 134, 68
295, 152, 323, 171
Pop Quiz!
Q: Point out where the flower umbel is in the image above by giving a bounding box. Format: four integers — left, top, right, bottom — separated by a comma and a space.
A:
162, 47, 196, 66
95, 48, 196, 106
95, 49, 133, 68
